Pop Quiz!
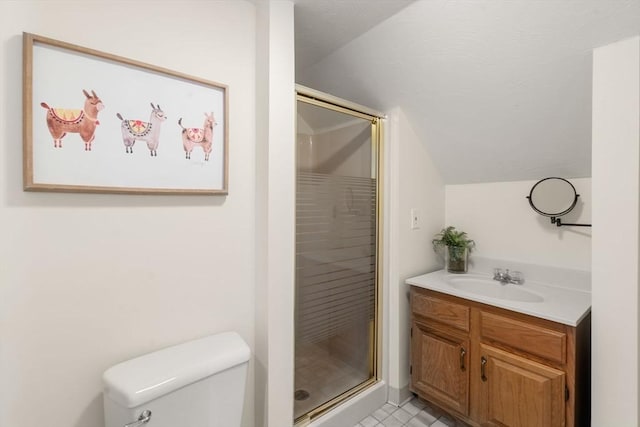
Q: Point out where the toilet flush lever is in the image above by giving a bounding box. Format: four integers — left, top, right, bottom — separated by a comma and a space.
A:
124, 410, 152, 427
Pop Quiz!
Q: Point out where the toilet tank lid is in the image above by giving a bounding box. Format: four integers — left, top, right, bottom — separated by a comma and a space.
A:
103, 331, 250, 408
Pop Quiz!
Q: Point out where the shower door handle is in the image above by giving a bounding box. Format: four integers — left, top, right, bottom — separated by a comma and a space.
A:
124, 410, 152, 427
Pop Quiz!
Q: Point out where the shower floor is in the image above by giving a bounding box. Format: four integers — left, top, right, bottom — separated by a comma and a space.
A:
294, 340, 369, 419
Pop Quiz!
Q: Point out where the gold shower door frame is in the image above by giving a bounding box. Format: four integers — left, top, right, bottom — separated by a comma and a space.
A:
294, 88, 384, 426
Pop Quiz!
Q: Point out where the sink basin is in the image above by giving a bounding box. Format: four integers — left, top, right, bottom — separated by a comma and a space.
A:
445, 276, 544, 303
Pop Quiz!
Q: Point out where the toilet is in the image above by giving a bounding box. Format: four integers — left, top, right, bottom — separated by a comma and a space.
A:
103, 331, 250, 427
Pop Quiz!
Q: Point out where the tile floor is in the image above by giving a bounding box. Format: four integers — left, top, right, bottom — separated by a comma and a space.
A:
353, 396, 470, 427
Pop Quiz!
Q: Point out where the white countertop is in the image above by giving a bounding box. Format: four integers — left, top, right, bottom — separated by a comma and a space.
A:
406, 269, 591, 326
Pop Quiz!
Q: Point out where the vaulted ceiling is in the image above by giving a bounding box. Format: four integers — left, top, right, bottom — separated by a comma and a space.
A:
294, 0, 640, 184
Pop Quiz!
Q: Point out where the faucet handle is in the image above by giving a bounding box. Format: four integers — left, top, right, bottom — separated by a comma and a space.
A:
510, 270, 524, 284
493, 268, 504, 279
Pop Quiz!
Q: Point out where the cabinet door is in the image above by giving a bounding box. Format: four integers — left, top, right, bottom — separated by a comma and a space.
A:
479, 344, 565, 427
411, 320, 469, 415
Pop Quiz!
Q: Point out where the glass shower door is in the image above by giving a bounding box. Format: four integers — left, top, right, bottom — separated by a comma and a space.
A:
294, 94, 380, 423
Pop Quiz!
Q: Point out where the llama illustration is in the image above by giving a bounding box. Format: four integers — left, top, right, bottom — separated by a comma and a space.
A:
40, 89, 104, 150
116, 103, 167, 156
178, 112, 216, 161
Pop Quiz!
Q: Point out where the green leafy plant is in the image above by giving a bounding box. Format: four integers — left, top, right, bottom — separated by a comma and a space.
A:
432, 226, 475, 250
432, 226, 475, 270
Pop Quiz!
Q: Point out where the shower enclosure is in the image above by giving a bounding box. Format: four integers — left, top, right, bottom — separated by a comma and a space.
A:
294, 89, 382, 424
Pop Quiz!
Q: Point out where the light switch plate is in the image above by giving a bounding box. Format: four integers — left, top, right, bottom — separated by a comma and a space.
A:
411, 208, 420, 230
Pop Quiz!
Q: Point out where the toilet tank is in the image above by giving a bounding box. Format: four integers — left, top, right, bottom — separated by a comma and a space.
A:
103, 332, 250, 427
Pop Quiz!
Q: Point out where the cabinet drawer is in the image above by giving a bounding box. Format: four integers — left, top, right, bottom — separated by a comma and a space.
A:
480, 312, 566, 364
412, 292, 469, 332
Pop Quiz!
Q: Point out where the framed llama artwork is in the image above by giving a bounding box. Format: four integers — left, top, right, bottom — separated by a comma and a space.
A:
22, 32, 229, 195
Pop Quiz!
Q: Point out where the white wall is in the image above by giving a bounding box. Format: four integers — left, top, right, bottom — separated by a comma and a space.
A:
445, 179, 592, 271
592, 35, 639, 425
0, 2, 257, 427
387, 107, 445, 403
255, 1, 296, 426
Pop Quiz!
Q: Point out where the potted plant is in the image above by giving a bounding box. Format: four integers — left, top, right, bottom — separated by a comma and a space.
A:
432, 226, 475, 273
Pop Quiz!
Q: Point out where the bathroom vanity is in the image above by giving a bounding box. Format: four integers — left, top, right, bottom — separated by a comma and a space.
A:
407, 269, 591, 427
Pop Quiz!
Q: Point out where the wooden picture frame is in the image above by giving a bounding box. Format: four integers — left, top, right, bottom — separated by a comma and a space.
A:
23, 32, 229, 195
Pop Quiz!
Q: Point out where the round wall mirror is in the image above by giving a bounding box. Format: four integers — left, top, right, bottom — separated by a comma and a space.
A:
527, 177, 578, 217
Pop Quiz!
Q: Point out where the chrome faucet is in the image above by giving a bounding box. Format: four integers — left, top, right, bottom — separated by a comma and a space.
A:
493, 268, 524, 285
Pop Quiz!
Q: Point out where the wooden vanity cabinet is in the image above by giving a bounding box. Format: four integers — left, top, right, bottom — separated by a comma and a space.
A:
410, 286, 591, 427
411, 322, 470, 415
411, 291, 471, 415
479, 344, 566, 426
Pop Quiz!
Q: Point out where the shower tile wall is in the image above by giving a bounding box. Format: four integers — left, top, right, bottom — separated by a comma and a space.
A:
297, 119, 371, 177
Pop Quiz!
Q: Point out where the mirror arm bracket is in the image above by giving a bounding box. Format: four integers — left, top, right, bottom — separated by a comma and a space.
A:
551, 217, 592, 227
